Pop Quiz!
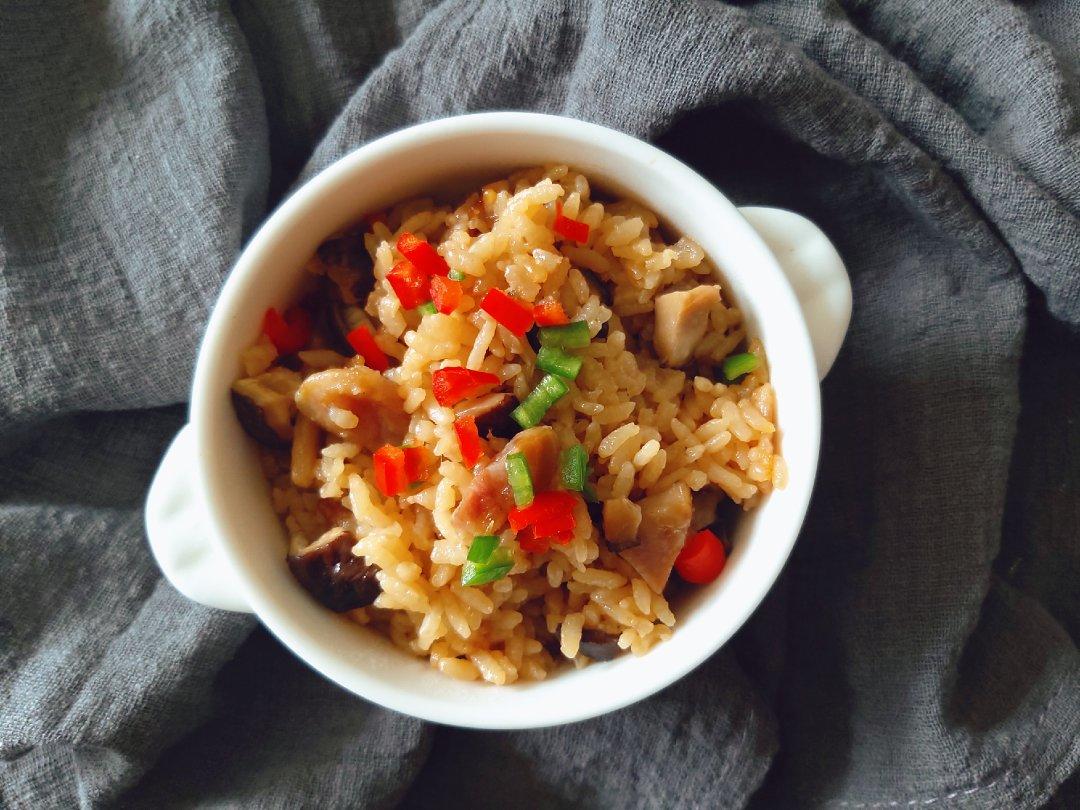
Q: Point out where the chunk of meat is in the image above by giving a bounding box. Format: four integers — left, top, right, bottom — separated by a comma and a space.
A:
231, 367, 304, 447
453, 426, 559, 534
653, 285, 721, 366
295, 364, 409, 448
287, 527, 380, 612
456, 392, 519, 439
619, 482, 693, 593
601, 497, 642, 551
690, 489, 722, 533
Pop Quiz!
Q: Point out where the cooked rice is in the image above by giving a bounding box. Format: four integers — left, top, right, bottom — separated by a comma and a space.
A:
238, 165, 783, 684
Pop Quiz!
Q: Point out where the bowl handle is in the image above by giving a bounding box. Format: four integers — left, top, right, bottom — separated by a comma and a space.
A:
738, 206, 852, 380
144, 424, 252, 613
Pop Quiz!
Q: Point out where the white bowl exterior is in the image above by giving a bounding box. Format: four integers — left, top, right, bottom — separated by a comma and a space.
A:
190, 113, 820, 728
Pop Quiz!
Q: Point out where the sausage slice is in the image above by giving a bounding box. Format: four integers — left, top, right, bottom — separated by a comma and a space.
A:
619, 482, 692, 592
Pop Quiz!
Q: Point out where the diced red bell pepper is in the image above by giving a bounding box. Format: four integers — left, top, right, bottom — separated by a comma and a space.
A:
674, 529, 727, 584
548, 528, 574, 546
397, 231, 450, 277
532, 298, 569, 326
386, 259, 430, 310
517, 524, 572, 552
346, 325, 389, 372
373, 445, 408, 497
480, 288, 534, 336
403, 446, 436, 484
430, 274, 463, 314
508, 491, 578, 533
553, 200, 590, 244
453, 416, 484, 466
516, 526, 550, 554
263, 306, 312, 354
431, 367, 500, 407
532, 511, 576, 538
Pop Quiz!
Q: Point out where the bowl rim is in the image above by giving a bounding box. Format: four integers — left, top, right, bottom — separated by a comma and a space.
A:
190, 111, 821, 728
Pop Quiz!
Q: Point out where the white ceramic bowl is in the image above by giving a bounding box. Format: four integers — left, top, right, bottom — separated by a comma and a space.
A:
145, 112, 850, 729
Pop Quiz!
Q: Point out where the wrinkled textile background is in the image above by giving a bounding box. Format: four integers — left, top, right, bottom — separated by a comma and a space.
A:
1, 1, 1078, 807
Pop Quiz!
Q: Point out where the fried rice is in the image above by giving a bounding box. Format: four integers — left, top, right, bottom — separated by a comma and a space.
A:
231, 165, 785, 685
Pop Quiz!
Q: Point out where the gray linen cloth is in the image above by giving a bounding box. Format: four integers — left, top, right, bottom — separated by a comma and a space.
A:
2, 1, 1078, 807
